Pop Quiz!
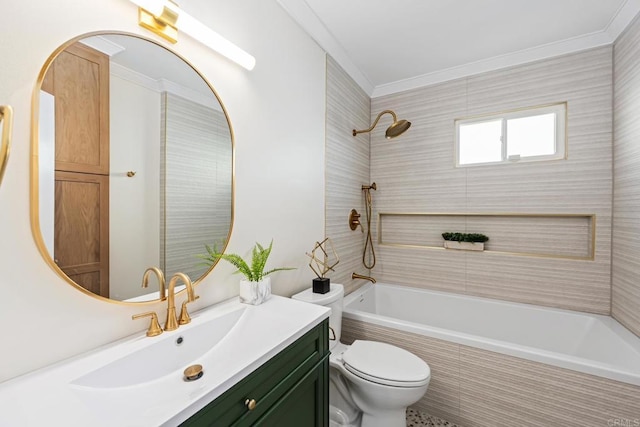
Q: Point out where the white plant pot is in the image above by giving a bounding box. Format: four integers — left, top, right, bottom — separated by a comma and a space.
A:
443, 241, 485, 251
239, 277, 271, 305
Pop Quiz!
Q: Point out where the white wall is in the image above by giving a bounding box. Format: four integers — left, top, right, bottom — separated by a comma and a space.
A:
109, 74, 161, 300
0, 0, 325, 382
37, 91, 55, 255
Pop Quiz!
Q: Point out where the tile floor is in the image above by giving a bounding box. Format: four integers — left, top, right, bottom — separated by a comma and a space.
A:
406, 408, 461, 427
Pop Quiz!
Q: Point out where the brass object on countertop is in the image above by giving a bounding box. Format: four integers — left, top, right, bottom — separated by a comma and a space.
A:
352, 272, 376, 284
141, 267, 166, 300
305, 237, 340, 279
353, 110, 411, 140
132, 311, 163, 337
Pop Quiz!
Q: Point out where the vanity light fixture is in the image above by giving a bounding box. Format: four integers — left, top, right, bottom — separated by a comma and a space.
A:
128, 0, 256, 70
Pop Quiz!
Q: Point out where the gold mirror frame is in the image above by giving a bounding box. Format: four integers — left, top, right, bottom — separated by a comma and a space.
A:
30, 31, 235, 305
0, 105, 12, 185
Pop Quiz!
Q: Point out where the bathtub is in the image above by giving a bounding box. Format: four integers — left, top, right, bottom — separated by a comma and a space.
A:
343, 283, 640, 386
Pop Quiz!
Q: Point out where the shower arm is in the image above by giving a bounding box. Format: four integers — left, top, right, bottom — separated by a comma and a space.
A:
352, 110, 398, 136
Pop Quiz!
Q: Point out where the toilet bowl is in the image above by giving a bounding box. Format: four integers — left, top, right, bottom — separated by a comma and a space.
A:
292, 284, 430, 427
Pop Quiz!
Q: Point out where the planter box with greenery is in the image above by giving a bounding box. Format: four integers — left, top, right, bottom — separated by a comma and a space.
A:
442, 232, 489, 251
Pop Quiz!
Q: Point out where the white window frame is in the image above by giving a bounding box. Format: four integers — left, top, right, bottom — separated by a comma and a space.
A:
455, 102, 567, 167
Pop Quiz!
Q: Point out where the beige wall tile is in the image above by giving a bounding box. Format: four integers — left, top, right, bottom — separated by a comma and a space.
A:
459, 346, 640, 427
613, 14, 640, 337
326, 56, 372, 294
370, 47, 613, 314
342, 318, 463, 424
341, 318, 640, 427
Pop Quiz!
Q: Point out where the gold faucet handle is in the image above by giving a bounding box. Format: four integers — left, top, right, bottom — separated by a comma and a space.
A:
132, 311, 163, 337
179, 295, 200, 325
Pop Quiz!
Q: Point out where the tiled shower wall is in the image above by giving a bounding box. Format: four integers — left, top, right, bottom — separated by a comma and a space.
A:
161, 93, 232, 280
325, 56, 371, 295
369, 47, 613, 314
613, 15, 640, 337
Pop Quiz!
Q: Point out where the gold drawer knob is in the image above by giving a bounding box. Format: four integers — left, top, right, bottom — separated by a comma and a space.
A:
245, 398, 257, 411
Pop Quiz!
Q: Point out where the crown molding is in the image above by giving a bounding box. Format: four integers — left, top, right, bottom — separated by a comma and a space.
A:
110, 63, 221, 111
276, 0, 375, 96
372, 30, 613, 98
277, 0, 640, 99
373, 0, 640, 98
605, 0, 640, 41
78, 36, 125, 57
157, 79, 221, 111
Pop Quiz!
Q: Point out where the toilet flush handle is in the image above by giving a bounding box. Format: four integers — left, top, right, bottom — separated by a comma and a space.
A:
328, 326, 336, 341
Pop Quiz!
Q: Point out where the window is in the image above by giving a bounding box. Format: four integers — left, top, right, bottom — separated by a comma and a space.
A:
455, 103, 566, 166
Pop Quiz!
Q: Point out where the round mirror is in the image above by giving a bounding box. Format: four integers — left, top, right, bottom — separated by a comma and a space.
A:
31, 33, 234, 303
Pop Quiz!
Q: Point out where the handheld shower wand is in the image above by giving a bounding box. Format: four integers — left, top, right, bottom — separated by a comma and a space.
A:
362, 183, 376, 269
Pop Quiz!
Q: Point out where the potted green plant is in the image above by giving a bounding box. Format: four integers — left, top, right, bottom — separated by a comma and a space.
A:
441, 232, 489, 251
197, 240, 294, 305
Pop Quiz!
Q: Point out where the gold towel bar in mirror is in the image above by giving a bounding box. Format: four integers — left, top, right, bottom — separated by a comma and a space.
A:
0, 105, 13, 185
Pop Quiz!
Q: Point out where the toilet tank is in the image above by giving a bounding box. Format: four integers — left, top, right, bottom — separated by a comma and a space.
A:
291, 284, 344, 349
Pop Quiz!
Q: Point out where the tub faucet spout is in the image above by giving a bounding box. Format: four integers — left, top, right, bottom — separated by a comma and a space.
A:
352, 272, 376, 283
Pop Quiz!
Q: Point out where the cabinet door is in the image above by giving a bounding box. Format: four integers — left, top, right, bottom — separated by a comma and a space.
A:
251, 355, 328, 427
181, 321, 329, 427
54, 171, 109, 297
46, 42, 110, 175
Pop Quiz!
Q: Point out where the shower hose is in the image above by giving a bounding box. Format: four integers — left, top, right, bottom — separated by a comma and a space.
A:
362, 186, 376, 269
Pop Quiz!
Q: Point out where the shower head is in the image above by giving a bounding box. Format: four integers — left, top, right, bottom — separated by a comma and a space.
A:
385, 119, 411, 139
352, 110, 411, 140
362, 182, 377, 191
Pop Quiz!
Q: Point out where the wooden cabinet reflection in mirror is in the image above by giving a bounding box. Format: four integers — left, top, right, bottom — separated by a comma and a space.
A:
42, 42, 110, 298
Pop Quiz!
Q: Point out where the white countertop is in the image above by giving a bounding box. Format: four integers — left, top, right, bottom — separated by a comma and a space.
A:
0, 295, 330, 426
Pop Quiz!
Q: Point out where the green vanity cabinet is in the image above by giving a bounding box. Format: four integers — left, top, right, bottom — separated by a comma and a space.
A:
182, 319, 329, 427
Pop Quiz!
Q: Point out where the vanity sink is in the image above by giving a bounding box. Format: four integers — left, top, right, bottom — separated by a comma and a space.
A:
0, 295, 329, 426
71, 305, 246, 389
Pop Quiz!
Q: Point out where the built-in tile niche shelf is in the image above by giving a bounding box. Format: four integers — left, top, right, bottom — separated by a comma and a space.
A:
378, 213, 595, 260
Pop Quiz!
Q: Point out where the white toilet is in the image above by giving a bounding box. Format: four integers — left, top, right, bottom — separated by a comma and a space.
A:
292, 284, 430, 427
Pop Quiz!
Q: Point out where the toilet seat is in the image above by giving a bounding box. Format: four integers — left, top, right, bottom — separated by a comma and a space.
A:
342, 340, 430, 388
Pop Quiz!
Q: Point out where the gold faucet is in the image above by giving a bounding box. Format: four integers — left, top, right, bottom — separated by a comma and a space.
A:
165, 272, 197, 331
352, 272, 376, 283
132, 311, 163, 337
141, 267, 166, 300
178, 274, 199, 325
